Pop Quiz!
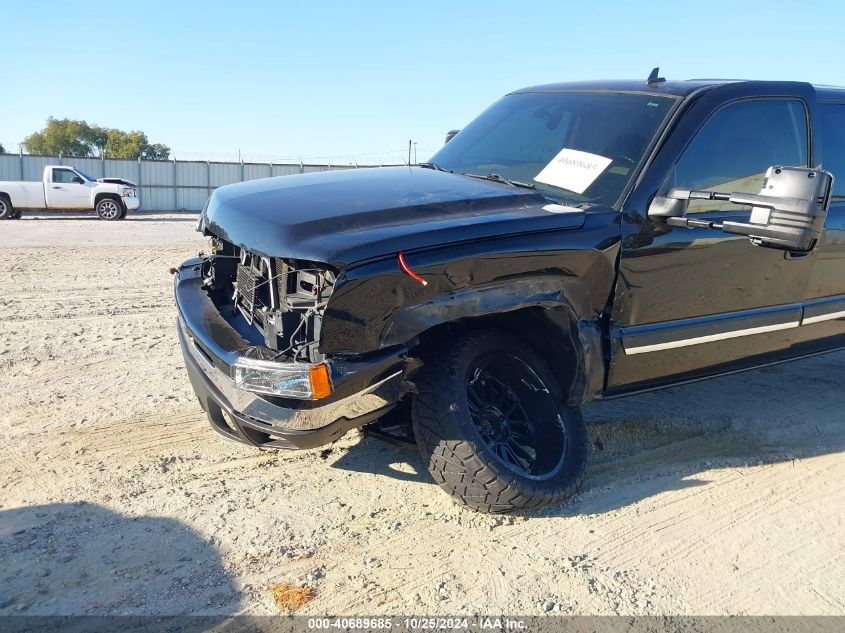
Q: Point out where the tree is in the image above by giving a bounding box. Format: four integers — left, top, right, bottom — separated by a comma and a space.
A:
0, 142, 5, 154
22, 118, 170, 160
103, 129, 149, 159
102, 129, 170, 160
23, 118, 96, 157
143, 143, 171, 160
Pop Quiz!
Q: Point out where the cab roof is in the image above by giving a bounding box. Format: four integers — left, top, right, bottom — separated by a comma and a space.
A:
511, 79, 845, 101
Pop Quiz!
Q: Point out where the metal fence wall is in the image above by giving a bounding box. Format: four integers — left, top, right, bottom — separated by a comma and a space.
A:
0, 154, 389, 211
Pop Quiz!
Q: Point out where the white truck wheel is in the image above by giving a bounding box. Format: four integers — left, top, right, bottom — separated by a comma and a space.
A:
96, 197, 123, 221
0, 196, 15, 220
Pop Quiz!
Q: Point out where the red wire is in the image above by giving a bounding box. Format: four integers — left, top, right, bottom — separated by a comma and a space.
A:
397, 251, 428, 286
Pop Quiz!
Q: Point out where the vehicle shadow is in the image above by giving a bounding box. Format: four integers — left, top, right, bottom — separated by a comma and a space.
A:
126, 216, 200, 223
332, 350, 845, 518
328, 430, 429, 484
14, 212, 198, 222
0, 502, 239, 615
562, 349, 845, 517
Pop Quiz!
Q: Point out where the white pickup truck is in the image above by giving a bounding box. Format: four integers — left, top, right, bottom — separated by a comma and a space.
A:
0, 165, 140, 220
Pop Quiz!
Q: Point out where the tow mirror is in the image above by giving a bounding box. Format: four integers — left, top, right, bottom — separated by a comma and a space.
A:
646, 194, 687, 219
445, 129, 460, 144
648, 165, 834, 252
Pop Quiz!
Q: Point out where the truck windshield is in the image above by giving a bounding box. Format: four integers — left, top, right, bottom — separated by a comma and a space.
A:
429, 91, 675, 207
76, 169, 96, 182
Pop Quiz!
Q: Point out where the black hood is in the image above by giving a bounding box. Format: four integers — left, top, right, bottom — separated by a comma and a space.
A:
203, 166, 586, 268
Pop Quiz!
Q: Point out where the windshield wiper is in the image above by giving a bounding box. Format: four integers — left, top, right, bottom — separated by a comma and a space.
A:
461, 172, 535, 190
417, 161, 452, 172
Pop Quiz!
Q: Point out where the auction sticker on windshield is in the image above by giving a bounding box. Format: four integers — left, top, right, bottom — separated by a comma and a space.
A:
534, 148, 612, 194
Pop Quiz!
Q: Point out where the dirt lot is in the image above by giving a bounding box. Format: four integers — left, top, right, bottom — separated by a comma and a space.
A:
0, 211, 843, 616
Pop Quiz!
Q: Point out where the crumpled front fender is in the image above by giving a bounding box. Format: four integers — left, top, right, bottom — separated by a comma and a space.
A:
319, 212, 621, 402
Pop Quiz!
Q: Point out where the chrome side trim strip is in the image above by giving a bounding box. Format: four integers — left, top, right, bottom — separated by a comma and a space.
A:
802, 294, 845, 325
622, 295, 845, 355
624, 321, 800, 355
802, 309, 845, 325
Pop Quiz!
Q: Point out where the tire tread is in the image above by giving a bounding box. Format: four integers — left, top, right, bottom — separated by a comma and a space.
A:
411, 329, 589, 513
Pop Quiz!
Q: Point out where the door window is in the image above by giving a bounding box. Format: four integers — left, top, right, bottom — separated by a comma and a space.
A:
820, 104, 845, 199
52, 168, 81, 184
665, 99, 808, 212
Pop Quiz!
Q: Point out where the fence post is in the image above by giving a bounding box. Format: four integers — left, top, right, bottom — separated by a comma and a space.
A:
101, 154, 105, 178
173, 157, 178, 212
300, 157, 304, 174
137, 157, 143, 209
240, 158, 244, 183
19, 149, 24, 180
207, 160, 211, 201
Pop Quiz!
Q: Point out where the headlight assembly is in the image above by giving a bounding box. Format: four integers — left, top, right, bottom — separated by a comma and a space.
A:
232, 358, 333, 400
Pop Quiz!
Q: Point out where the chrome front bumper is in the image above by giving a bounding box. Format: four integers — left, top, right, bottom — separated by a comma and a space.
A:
181, 317, 401, 432
177, 317, 403, 449
174, 261, 406, 448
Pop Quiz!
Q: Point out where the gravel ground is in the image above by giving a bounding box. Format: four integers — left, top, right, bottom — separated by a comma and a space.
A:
0, 211, 843, 616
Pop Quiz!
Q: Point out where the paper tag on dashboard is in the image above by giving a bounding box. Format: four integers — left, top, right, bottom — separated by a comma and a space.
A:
542, 204, 582, 214
533, 148, 612, 194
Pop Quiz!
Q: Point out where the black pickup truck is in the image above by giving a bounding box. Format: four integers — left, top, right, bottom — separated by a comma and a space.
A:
175, 74, 845, 513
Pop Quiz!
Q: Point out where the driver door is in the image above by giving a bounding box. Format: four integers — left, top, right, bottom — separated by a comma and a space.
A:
47, 168, 90, 208
606, 83, 820, 393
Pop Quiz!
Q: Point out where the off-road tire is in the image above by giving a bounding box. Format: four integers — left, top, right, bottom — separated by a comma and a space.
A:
411, 329, 589, 513
96, 197, 123, 220
0, 195, 13, 220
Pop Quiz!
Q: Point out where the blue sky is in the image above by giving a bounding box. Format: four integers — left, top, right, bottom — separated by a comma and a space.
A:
2, 0, 844, 164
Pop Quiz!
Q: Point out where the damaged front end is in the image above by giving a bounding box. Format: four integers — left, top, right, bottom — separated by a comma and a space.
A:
200, 237, 340, 400
215, 239, 336, 363
174, 235, 406, 449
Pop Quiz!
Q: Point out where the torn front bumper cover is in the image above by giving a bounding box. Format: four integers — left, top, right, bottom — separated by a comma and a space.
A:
174, 263, 404, 449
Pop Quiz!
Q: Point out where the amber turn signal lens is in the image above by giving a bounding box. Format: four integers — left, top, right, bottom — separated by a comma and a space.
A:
308, 363, 333, 400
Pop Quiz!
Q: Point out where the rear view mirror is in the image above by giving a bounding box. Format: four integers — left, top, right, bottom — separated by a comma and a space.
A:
648, 165, 834, 252
445, 129, 460, 144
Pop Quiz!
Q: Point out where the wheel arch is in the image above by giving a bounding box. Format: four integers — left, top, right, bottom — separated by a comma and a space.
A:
409, 303, 597, 407
94, 192, 124, 208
